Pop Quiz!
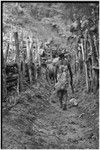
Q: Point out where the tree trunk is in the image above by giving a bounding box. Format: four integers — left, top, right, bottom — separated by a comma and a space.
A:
22, 48, 26, 80
89, 35, 98, 92
68, 63, 74, 94
75, 52, 78, 74
93, 35, 99, 65
32, 42, 37, 81
35, 37, 40, 80
14, 32, 23, 93
21, 32, 26, 81
80, 38, 89, 92
35, 64, 38, 81
37, 38, 41, 66
26, 38, 32, 83
87, 34, 94, 92
4, 42, 9, 62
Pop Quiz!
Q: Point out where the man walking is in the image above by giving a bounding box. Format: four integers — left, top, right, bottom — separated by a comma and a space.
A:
54, 52, 74, 110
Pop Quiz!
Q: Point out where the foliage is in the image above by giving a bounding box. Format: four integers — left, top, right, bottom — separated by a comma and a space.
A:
3, 2, 98, 56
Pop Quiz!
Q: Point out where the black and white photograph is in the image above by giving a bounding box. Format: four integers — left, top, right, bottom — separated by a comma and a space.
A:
1, 1, 99, 149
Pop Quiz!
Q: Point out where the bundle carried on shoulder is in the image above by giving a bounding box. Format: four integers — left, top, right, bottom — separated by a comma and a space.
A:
55, 71, 67, 90
52, 57, 59, 66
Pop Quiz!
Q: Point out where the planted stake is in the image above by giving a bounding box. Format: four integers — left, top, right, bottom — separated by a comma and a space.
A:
14, 32, 23, 93
80, 38, 89, 92
2, 43, 9, 99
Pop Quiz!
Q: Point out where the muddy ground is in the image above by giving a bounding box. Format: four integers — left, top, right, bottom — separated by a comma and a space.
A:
2, 73, 99, 149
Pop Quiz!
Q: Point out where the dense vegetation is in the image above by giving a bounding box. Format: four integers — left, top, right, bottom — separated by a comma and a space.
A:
2, 2, 99, 149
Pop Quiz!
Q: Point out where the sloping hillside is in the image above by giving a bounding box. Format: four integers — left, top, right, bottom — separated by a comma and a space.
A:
2, 73, 99, 149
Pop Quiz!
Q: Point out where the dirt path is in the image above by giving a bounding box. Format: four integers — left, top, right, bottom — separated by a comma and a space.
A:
2, 83, 98, 149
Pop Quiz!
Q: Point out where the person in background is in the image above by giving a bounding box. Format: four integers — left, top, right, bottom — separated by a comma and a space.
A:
59, 52, 74, 94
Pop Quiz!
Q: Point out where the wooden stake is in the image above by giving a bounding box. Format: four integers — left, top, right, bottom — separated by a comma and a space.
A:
80, 37, 89, 92
14, 32, 23, 93
2, 43, 9, 99
26, 38, 32, 83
